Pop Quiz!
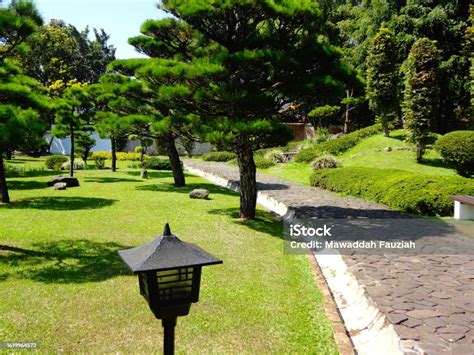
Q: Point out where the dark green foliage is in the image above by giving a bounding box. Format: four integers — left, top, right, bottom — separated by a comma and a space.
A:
295, 124, 382, 162
45, 155, 68, 170
201, 151, 236, 162
310, 167, 474, 216
403, 38, 441, 162
435, 131, 474, 177
308, 105, 341, 128
366, 28, 399, 136
141, 157, 173, 170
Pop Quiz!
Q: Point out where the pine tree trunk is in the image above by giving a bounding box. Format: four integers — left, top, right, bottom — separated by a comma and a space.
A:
6, 150, 12, 160
69, 127, 75, 177
416, 145, 424, 163
0, 152, 10, 203
111, 137, 117, 172
344, 89, 350, 134
164, 133, 185, 187
237, 146, 257, 220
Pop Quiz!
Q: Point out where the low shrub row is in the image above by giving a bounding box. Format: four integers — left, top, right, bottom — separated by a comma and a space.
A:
128, 157, 174, 170
310, 167, 474, 216
91, 151, 144, 161
295, 124, 382, 162
201, 151, 236, 162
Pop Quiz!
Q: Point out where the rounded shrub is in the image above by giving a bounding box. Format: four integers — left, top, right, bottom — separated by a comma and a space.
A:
310, 155, 340, 170
201, 151, 236, 162
264, 149, 285, 163
45, 155, 68, 170
94, 156, 106, 169
435, 131, 474, 177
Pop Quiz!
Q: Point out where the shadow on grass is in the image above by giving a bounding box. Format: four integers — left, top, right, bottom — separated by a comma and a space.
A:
0, 196, 116, 210
127, 170, 175, 179
419, 157, 451, 170
208, 207, 283, 238
7, 180, 48, 190
136, 182, 238, 197
6, 170, 59, 178
0, 240, 131, 283
84, 177, 140, 184
389, 131, 407, 141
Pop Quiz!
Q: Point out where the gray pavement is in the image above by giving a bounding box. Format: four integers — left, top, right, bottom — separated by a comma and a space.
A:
184, 160, 474, 354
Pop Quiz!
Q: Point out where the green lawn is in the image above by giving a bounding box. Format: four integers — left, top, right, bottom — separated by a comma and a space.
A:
261, 130, 459, 186
0, 158, 338, 354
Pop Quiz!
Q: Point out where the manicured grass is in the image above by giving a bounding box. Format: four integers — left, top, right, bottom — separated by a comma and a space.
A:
0, 158, 338, 353
261, 130, 460, 186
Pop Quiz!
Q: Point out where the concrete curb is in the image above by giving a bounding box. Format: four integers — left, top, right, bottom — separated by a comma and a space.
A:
184, 162, 404, 355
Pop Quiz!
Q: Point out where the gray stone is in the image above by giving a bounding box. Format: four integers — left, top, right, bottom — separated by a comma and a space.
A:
387, 313, 408, 324
384, 146, 392, 152
189, 189, 210, 199
406, 310, 444, 319
47, 176, 80, 187
53, 182, 67, 190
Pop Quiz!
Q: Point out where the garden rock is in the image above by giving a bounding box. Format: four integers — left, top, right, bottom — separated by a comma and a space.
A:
189, 189, 209, 199
47, 176, 80, 188
53, 182, 67, 190
384, 146, 392, 152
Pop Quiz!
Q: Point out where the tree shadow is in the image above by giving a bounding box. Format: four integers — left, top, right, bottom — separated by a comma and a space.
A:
7, 180, 48, 190
126, 170, 175, 179
0, 196, 116, 210
0, 240, 131, 283
208, 207, 283, 238
419, 157, 451, 170
84, 177, 140, 184
6, 170, 59, 178
257, 182, 289, 191
389, 131, 407, 141
136, 182, 238, 197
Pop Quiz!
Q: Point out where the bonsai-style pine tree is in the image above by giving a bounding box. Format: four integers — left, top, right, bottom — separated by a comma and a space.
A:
366, 28, 399, 137
403, 38, 441, 162
0, 1, 48, 203
121, 0, 357, 219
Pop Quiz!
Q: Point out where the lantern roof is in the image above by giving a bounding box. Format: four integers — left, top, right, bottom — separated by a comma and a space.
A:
118, 223, 223, 273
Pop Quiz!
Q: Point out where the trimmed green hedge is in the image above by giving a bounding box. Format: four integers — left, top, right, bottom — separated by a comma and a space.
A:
142, 157, 173, 170
201, 151, 236, 162
295, 124, 382, 162
310, 167, 474, 216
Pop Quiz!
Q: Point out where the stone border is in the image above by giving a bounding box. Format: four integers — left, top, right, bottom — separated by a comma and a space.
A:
184, 163, 404, 355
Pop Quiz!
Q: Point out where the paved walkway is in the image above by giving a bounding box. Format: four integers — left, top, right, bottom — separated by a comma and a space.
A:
184, 160, 474, 354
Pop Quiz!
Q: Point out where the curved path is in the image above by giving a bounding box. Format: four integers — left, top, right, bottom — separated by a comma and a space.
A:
184, 160, 474, 355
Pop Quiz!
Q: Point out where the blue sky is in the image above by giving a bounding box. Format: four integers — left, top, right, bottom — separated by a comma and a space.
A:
33, 0, 167, 59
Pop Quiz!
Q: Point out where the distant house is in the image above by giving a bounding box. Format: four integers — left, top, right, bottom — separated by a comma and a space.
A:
284, 123, 315, 141
45, 131, 212, 156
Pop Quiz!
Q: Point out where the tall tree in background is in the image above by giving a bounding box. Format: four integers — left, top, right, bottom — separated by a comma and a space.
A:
133, 0, 358, 219
403, 38, 441, 163
366, 28, 398, 137
53, 85, 93, 177
0, 0, 48, 203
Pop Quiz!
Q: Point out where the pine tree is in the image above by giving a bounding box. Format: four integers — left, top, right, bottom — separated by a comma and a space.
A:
0, 1, 48, 203
366, 28, 399, 137
403, 38, 441, 162
113, 1, 358, 218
